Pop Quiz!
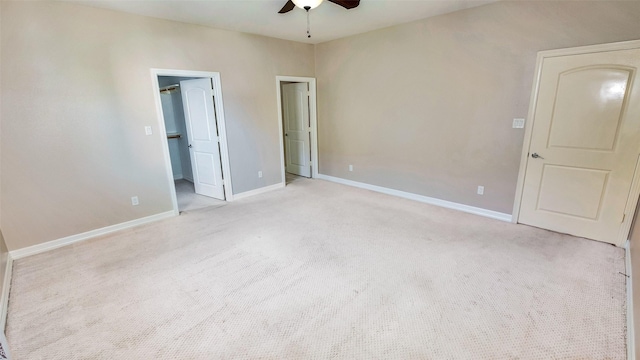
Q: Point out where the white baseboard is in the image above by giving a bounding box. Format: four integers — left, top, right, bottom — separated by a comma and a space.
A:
0, 254, 12, 332
233, 182, 285, 201
173, 174, 183, 180
316, 174, 512, 222
9, 211, 177, 260
627, 240, 636, 360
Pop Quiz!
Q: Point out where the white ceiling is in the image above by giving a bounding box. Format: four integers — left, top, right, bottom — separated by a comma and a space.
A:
68, 0, 497, 44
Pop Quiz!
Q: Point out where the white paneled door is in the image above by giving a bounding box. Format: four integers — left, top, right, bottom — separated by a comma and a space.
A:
282, 83, 311, 178
180, 78, 225, 200
519, 47, 640, 244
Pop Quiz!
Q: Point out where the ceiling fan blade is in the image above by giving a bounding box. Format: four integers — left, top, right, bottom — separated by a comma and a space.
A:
327, 0, 360, 10
278, 0, 296, 13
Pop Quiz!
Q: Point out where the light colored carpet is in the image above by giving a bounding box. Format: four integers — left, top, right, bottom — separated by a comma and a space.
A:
6, 178, 626, 359
175, 179, 225, 212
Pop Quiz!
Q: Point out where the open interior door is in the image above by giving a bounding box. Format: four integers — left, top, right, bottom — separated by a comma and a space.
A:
180, 78, 225, 200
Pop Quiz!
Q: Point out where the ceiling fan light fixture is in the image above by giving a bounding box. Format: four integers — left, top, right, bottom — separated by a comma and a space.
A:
292, 0, 324, 10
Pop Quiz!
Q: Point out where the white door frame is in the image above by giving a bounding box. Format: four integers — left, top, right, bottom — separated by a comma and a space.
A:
151, 69, 234, 215
276, 76, 319, 181
512, 39, 640, 247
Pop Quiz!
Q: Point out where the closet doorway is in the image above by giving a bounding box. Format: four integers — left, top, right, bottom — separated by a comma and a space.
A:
276, 76, 319, 184
152, 69, 233, 213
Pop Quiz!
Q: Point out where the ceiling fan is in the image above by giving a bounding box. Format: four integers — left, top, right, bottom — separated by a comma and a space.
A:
278, 0, 360, 38
278, 0, 360, 14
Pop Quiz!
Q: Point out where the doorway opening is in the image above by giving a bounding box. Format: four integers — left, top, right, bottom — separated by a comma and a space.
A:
276, 76, 319, 185
151, 69, 233, 214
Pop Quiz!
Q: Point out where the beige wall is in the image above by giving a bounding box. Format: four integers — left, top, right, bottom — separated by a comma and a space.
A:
0, 230, 7, 303
0, 1, 314, 250
315, 0, 640, 214
0, 3, 9, 320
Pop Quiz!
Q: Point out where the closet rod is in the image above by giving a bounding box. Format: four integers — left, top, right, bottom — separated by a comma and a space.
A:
159, 84, 180, 92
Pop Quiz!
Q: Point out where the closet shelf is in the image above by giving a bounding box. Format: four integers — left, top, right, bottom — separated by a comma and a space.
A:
167, 133, 181, 139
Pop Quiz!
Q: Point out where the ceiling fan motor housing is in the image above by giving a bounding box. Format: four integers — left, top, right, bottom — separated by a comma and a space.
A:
292, 0, 324, 10
279, 0, 360, 14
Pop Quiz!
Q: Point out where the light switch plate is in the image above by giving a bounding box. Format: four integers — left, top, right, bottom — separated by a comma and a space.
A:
145, 126, 153, 135
512, 118, 525, 129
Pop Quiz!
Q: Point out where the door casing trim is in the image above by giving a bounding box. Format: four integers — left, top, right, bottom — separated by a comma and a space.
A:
512, 39, 640, 247
276, 76, 319, 181
151, 69, 234, 215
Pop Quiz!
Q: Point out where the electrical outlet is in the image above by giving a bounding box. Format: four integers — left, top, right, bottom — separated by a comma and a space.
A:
477, 186, 484, 195
512, 118, 525, 129
131, 196, 139, 206
258, 171, 263, 178
349, 165, 353, 172
145, 126, 153, 135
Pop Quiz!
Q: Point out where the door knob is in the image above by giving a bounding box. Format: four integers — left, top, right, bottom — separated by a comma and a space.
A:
188, 144, 192, 148
531, 153, 544, 159
285, 133, 288, 137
